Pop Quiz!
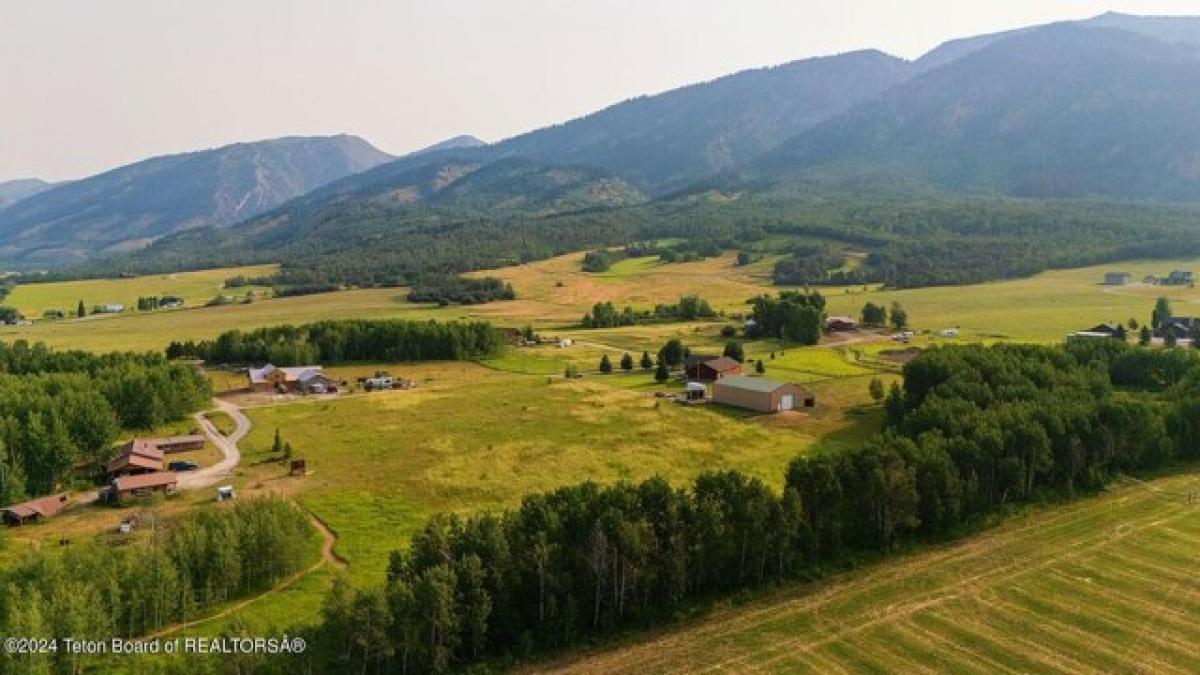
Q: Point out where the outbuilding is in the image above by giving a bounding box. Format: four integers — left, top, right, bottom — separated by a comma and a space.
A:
684, 356, 743, 382
106, 439, 164, 477
108, 472, 178, 503
148, 435, 206, 453
712, 376, 814, 413
2, 494, 68, 526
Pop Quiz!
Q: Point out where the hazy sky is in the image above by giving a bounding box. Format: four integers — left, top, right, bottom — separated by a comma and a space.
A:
3, 1, 1199, 182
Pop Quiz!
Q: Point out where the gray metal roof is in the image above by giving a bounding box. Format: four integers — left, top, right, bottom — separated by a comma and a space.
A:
715, 375, 791, 393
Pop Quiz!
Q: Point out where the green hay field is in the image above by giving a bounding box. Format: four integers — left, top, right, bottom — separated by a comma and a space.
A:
535, 470, 1200, 674
5, 264, 279, 317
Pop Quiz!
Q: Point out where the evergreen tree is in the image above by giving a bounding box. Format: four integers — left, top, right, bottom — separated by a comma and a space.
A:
272, 428, 283, 455
869, 376, 885, 402
76, 300, 86, 318
722, 340, 745, 363
639, 351, 653, 370
658, 339, 685, 368
755, 359, 765, 375
1152, 297, 1173, 330
890, 302, 909, 330
620, 353, 634, 371
654, 359, 670, 383
599, 355, 613, 374
1140, 326, 1153, 346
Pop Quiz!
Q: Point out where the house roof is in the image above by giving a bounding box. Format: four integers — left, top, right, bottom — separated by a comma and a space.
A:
106, 439, 165, 473
113, 472, 178, 492
248, 364, 324, 384
715, 375, 800, 394
703, 357, 742, 373
685, 354, 721, 367
2, 494, 67, 519
826, 315, 856, 324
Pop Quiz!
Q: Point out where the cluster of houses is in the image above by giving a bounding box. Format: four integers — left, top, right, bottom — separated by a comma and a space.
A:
97, 435, 206, 504
1, 434, 206, 525
1069, 318, 1200, 343
1104, 270, 1194, 287
678, 355, 814, 413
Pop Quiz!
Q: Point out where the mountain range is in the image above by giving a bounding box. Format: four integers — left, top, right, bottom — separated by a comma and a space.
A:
7, 11, 1200, 269
0, 179, 56, 211
0, 135, 391, 264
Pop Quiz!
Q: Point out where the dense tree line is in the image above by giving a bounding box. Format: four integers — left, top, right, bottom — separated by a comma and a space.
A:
0, 497, 315, 674
580, 295, 715, 328
0, 341, 210, 501
745, 291, 825, 344
300, 341, 1200, 672
406, 276, 515, 306
166, 319, 505, 366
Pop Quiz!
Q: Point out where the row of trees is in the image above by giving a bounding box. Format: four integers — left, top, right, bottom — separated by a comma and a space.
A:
0, 340, 210, 501
0, 497, 316, 674
166, 319, 506, 366
861, 301, 908, 330
304, 341, 1200, 672
580, 295, 715, 328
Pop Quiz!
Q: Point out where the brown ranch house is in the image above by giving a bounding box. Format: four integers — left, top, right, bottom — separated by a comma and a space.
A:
106, 472, 179, 503
713, 375, 814, 413
247, 364, 338, 394
684, 356, 744, 382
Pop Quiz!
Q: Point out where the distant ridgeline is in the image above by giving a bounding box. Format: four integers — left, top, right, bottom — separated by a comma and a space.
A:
0, 340, 210, 503
301, 340, 1200, 673
166, 318, 505, 365
51, 191, 1200, 294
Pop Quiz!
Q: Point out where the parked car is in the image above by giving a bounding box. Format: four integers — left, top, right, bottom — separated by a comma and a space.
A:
168, 460, 198, 472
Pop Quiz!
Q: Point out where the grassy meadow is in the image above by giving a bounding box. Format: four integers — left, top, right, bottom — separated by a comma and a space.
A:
5, 251, 1200, 649
233, 356, 889, 589
5, 264, 278, 317
536, 469, 1200, 674
3, 251, 1199, 353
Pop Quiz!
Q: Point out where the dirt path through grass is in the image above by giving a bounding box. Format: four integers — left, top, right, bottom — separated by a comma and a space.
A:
148, 508, 344, 638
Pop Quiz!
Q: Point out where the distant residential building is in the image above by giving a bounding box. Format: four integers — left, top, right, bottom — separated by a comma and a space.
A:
1159, 316, 1200, 339
148, 435, 206, 454
106, 439, 165, 477
1102, 272, 1132, 285
93, 303, 124, 314
107, 472, 178, 503
712, 375, 814, 413
1164, 270, 1194, 286
1085, 322, 1123, 336
1143, 274, 1160, 285
247, 364, 338, 394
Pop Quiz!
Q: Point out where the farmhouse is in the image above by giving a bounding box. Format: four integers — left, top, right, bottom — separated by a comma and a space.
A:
684, 356, 743, 382
94, 303, 124, 314
106, 439, 164, 477
248, 364, 338, 393
1102, 272, 1132, 285
1164, 270, 1194, 286
1159, 316, 1200, 339
825, 316, 857, 332
1144, 274, 1160, 285
1085, 322, 1124, 336
2, 494, 67, 526
108, 472, 178, 502
712, 376, 814, 413
147, 434, 206, 453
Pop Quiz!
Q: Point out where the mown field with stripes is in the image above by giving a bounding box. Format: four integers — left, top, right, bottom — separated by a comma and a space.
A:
536, 471, 1200, 674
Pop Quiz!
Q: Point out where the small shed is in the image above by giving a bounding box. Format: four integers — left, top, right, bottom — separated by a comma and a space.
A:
1103, 272, 1132, 286
713, 376, 814, 413
216, 485, 236, 502
684, 382, 707, 401
2, 494, 68, 526
289, 459, 307, 476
